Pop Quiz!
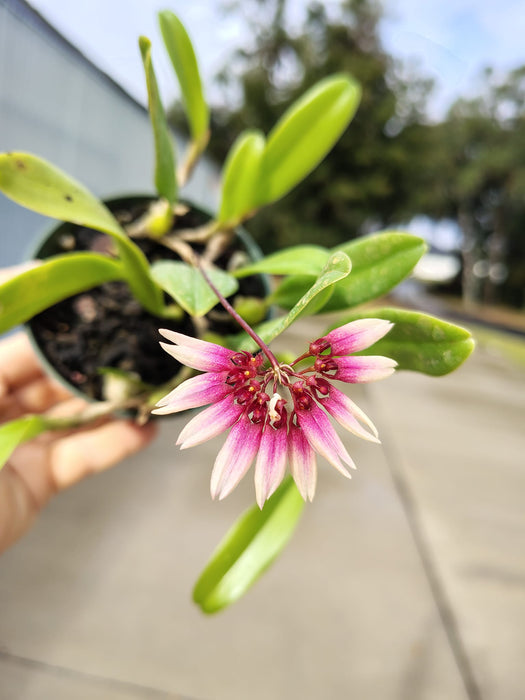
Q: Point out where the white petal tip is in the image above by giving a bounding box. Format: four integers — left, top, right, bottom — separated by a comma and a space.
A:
364, 434, 381, 444
151, 407, 167, 416
158, 328, 178, 342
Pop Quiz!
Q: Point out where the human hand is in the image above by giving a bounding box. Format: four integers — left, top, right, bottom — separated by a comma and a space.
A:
0, 329, 157, 554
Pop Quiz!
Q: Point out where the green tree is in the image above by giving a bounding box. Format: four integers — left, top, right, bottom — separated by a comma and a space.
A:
419, 66, 525, 308
208, 0, 433, 252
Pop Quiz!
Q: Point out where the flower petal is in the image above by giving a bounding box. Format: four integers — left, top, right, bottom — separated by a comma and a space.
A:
210, 416, 263, 500
318, 384, 380, 443
159, 328, 234, 372
288, 422, 317, 501
296, 404, 355, 477
177, 395, 244, 449
152, 371, 230, 415
254, 422, 288, 508
334, 355, 397, 383
325, 318, 393, 355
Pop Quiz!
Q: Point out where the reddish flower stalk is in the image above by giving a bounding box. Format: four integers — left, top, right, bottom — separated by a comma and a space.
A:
197, 261, 280, 371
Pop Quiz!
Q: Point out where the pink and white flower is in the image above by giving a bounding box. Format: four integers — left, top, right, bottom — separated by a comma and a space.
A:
153, 319, 396, 507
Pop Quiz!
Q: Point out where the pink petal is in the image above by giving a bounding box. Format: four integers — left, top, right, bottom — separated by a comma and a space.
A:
152, 371, 230, 415
158, 328, 234, 372
176, 395, 244, 449
318, 384, 380, 443
325, 319, 393, 355
288, 422, 317, 501
296, 404, 355, 477
210, 416, 263, 500
254, 422, 288, 508
334, 355, 397, 383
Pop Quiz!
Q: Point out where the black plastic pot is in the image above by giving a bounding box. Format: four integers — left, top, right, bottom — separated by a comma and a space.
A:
26, 195, 268, 403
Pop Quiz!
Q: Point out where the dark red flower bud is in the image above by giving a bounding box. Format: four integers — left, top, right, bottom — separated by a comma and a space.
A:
314, 357, 338, 374
309, 337, 331, 355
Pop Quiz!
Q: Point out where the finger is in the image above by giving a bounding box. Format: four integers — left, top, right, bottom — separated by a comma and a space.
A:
17, 376, 71, 413
44, 396, 88, 419
0, 333, 42, 400
0, 461, 41, 554
1, 395, 89, 436
50, 420, 158, 490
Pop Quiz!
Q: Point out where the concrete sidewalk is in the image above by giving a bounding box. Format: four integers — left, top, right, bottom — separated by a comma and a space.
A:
0, 323, 523, 699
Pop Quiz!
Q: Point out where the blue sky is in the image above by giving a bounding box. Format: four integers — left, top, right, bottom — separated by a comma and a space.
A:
28, 0, 525, 120
381, 0, 525, 116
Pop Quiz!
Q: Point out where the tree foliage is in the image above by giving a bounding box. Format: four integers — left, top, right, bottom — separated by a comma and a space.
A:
418, 67, 525, 307
208, 0, 433, 251
181, 0, 525, 309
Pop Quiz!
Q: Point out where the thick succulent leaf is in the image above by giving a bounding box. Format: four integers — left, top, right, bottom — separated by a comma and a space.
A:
218, 130, 266, 226
139, 36, 177, 204
193, 477, 305, 614
0, 152, 124, 235
0, 415, 47, 471
158, 10, 209, 142
234, 245, 329, 278
0, 254, 124, 334
257, 74, 361, 206
269, 274, 318, 311
237, 252, 350, 352
331, 232, 427, 309
333, 307, 475, 375
272, 232, 427, 312
151, 261, 238, 317
0, 152, 163, 314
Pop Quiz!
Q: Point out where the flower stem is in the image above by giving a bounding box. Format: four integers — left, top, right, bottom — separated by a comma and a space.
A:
197, 261, 280, 370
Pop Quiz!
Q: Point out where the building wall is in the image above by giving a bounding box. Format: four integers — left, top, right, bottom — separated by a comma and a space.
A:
0, 0, 219, 266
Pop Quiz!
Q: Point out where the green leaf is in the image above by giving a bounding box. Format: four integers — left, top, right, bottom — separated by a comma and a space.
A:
269, 275, 317, 311
272, 232, 427, 312
238, 252, 351, 351
218, 130, 266, 226
0, 152, 163, 314
193, 477, 305, 614
234, 245, 329, 278
158, 10, 209, 142
139, 37, 177, 204
258, 74, 361, 206
0, 254, 124, 334
333, 307, 475, 375
0, 415, 47, 471
0, 152, 123, 236
332, 232, 427, 308
151, 261, 238, 317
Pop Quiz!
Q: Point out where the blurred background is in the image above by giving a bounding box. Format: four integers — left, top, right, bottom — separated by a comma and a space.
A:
0, 1, 524, 699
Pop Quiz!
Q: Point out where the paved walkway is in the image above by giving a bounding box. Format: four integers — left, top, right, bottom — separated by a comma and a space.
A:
0, 319, 523, 699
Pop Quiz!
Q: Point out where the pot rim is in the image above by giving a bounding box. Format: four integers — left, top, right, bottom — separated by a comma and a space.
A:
25, 193, 269, 404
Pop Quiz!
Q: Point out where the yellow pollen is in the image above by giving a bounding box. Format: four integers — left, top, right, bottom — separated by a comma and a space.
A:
244, 370, 251, 377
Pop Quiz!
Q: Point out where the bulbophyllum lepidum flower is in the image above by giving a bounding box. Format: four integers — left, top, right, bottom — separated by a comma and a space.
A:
153, 319, 396, 508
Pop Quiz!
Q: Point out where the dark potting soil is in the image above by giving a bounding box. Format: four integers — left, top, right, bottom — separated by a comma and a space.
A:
29, 199, 267, 400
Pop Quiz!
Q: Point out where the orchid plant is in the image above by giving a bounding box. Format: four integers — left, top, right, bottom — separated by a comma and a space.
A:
0, 11, 474, 613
